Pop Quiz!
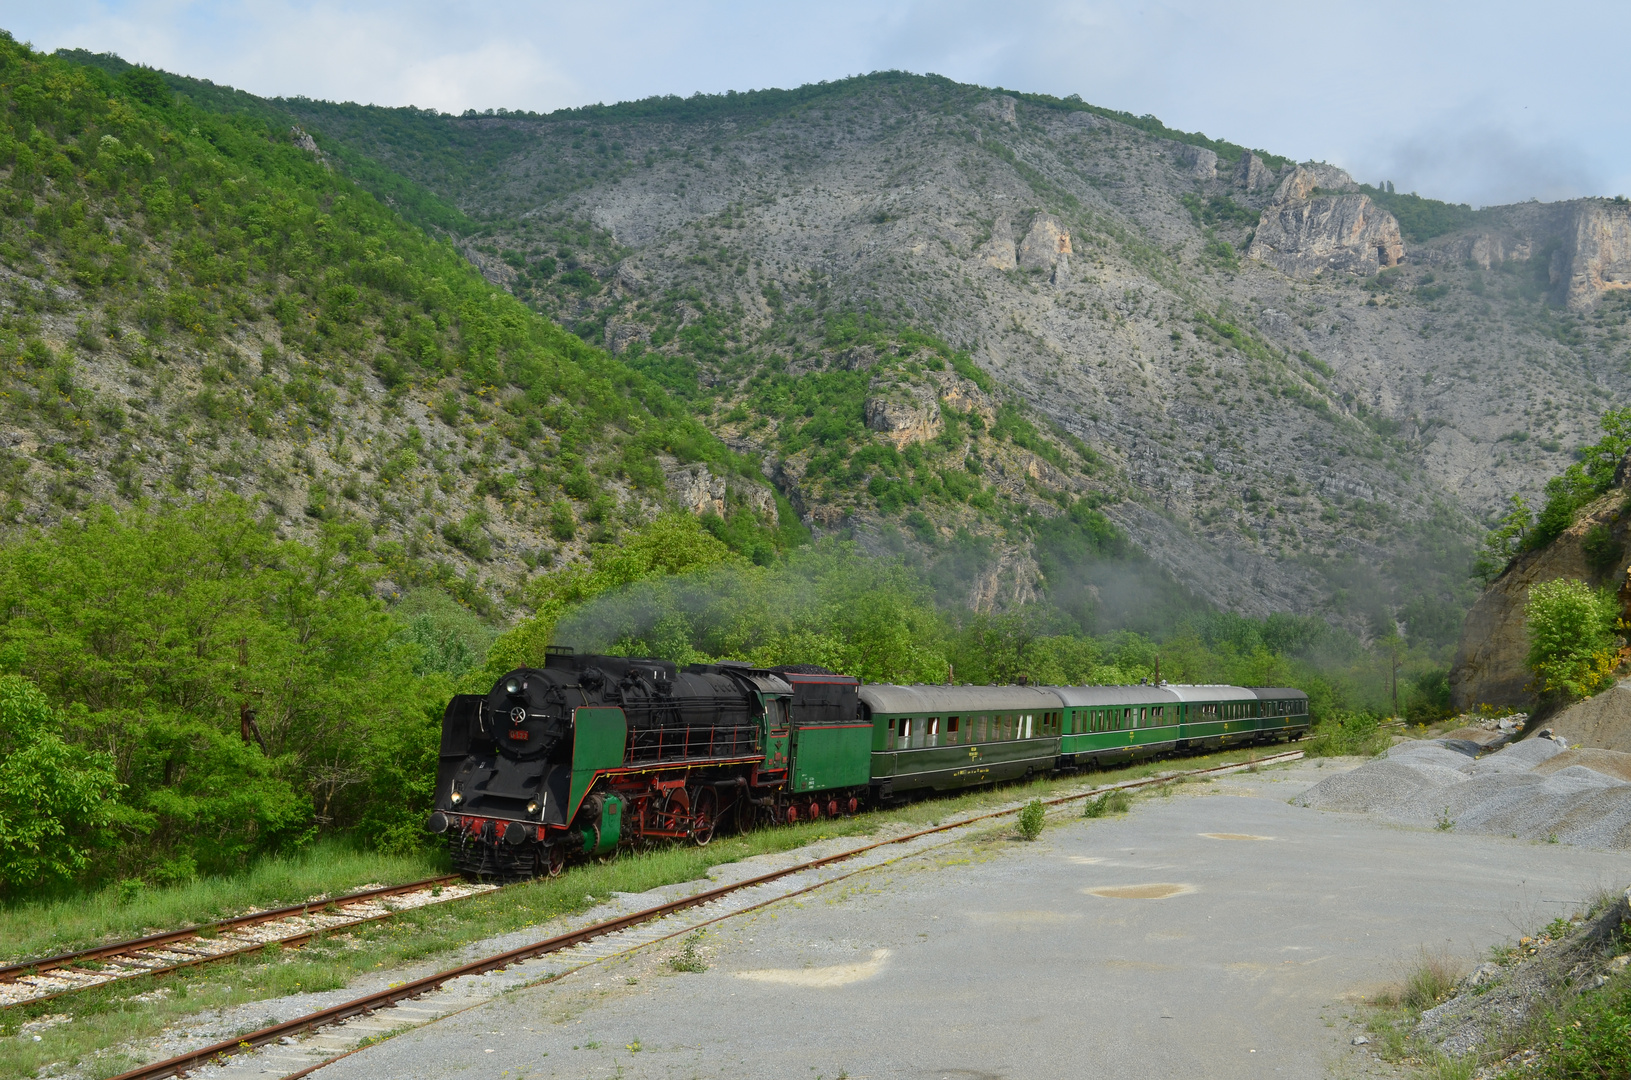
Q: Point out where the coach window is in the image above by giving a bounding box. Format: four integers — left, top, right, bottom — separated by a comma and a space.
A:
1153, 705, 1164, 724
927, 717, 940, 747
898, 717, 912, 750
948, 716, 960, 744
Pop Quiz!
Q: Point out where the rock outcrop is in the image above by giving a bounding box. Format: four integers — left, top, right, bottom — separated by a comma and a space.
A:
1456, 232, 1532, 270
663, 462, 777, 520
1017, 213, 1071, 284
1235, 151, 1277, 191
982, 214, 1017, 270
1171, 143, 1217, 180
1248, 164, 1405, 278
1271, 162, 1357, 203
603, 320, 648, 354
1449, 482, 1631, 711
864, 395, 942, 448
664, 462, 728, 517
1553, 200, 1631, 311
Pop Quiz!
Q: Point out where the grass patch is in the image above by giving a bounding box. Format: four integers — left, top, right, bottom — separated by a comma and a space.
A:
1082, 789, 1133, 817
1510, 968, 1631, 1078
0, 839, 445, 965
667, 931, 709, 973
0, 746, 1288, 1077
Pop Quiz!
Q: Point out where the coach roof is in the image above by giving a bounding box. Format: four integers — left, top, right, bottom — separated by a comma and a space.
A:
858, 684, 1064, 715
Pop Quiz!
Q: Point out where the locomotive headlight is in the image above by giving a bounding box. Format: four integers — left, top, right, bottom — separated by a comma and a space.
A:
450, 790, 463, 805
526, 800, 539, 814
503, 675, 525, 697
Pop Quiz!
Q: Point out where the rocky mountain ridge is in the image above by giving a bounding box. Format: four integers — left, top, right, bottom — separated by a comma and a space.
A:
25, 57, 1631, 641
285, 77, 1631, 640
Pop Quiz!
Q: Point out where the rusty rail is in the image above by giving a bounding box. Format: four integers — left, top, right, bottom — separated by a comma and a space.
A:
0, 875, 466, 1008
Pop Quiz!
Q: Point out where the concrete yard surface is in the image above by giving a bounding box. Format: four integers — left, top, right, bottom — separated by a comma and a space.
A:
305, 761, 1631, 1080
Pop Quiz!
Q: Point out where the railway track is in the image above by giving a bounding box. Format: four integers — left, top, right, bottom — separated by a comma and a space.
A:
0, 876, 497, 1010
104, 749, 1304, 1080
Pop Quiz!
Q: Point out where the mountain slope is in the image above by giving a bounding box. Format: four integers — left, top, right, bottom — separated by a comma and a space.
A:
276, 76, 1631, 643
26, 52, 1631, 644
0, 38, 801, 619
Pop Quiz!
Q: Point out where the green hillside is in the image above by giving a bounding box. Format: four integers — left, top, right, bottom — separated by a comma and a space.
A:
2, 36, 809, 615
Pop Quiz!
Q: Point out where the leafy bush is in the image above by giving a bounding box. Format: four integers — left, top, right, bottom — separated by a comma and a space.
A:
1017, 798, 1046, 841
0, 675, 120, 892
1525, 578, 1621, 701
1305, 712, 1389, 757
0, 498, 440, 881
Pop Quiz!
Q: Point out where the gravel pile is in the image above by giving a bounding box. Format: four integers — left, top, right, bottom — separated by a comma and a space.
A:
1296, 737, 1631, 849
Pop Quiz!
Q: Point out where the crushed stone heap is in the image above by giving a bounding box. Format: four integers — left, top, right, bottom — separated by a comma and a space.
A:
1295, 737, 1631, 849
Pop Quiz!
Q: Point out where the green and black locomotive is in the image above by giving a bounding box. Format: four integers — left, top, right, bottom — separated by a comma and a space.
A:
427, 647, 1309, 878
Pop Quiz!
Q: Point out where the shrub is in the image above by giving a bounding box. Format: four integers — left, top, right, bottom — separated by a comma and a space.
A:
0, 498, 435, 881
548, 500, 577, 541
0, 676, 121, 892
1525, 578, 1620, 700
1017, 798, 1046, 841
1305, 711, 1390, 757
1527, 407, 1631, 551
1522, 968, 1631, 1078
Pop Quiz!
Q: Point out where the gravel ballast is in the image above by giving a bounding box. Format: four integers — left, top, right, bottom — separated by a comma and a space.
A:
1296, 736, 1631, 848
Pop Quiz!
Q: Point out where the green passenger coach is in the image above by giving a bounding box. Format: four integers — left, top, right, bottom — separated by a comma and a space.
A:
861, 681, 1310, 802
861, 684, 1066, 798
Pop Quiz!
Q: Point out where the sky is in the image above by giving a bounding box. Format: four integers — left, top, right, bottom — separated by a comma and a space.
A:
4, 0, 1627, 209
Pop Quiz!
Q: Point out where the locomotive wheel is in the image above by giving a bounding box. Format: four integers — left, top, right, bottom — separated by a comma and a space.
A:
847, 796, 859, 815
691, 788, 717, 847
807, 799, 822, 820
786, 804, 798, 824
734, 798, 759, 835
827, 798, 839, 818
546, 843, 566, 878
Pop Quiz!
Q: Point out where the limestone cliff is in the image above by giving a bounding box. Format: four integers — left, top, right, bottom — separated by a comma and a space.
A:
1449, 481, 1631, 711
1554, 199, 1631, 312
1248, 164, 1405, 278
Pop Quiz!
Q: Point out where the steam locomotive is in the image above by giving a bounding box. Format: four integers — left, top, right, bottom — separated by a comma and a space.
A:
426, 647, 1308, 878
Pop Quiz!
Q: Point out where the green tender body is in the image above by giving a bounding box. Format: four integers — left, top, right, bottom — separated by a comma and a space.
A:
792, 722, 872, 792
